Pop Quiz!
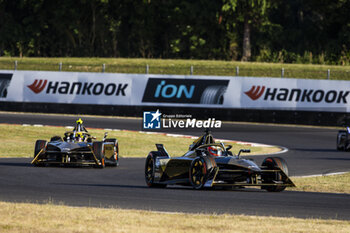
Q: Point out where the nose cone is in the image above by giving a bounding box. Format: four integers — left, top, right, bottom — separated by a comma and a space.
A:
248, 164, 261, 172
240, 159, 261, 171
61, 147, 70, 152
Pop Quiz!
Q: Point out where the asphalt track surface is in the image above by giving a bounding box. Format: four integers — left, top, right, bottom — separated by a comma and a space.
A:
0, 112, 349, 220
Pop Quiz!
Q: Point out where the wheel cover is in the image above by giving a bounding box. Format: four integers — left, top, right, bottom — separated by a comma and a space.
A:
145, 158, 154, 185
191, 159, 206, 187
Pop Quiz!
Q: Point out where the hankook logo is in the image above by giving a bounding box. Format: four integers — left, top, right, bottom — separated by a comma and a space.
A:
27, 79, 48, 94
244, 85, 265, 100
244, 85, 349, 104
142, 78, 229, 104
26, 79, 128, 96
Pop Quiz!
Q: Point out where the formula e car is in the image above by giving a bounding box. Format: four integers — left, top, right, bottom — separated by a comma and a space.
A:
31, 118, 119, 168
336, 126, 350, 151
145, 129, 295, 192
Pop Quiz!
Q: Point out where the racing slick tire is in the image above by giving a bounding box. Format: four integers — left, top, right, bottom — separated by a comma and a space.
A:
33, 140, 47, 167
337, 130, 346, 151
34, 140, 47, 158
145, 152, 166, 188
104, 138, 119, 167
189, 157, 208, 190
261, 157, 288, 192
200, 86, 227, 104
92, 141, 105, 168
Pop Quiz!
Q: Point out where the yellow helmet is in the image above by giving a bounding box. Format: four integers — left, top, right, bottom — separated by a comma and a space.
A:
76, 118, 83, 125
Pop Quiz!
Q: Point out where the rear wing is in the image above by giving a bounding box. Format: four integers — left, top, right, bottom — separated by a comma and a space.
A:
156, 144, 170, 158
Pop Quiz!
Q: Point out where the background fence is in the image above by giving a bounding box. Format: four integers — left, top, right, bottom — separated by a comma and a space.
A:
1, 59, 350, 80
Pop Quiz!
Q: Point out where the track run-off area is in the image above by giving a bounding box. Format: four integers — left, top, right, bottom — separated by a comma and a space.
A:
0, 112, 349, 220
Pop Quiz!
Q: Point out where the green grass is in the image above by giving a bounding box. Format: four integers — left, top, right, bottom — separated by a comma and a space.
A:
291, 173, 350, 194
1, 57, 350, 80
0, 124, 279, 158
1, 201, 349, 233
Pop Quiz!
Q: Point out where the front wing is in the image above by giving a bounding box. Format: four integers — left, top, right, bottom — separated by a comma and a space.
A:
203, 167, 296, 188
31, 148, 103, 166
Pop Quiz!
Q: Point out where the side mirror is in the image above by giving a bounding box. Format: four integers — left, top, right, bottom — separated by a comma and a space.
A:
103, 132, 108, 141
237, 149, 251, 158
226, 145, 232, 151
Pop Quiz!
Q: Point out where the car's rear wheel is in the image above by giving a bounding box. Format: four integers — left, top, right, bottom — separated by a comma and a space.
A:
145, 152, 166, 188
114, 142, 119, 167
189, 157, 207, 190
92, 141, 105, 168
261, 157, 288, 192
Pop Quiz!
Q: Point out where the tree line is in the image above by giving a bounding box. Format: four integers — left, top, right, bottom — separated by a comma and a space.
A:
0, 0, 349, 65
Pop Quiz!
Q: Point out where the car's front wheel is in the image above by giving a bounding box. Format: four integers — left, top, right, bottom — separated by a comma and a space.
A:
33, 140, 47, 167
189, 157, 208, 190
104, 138, 119, 167
145, 152, 166, 188
261, 157, 288, 192
92, 141, 105, 168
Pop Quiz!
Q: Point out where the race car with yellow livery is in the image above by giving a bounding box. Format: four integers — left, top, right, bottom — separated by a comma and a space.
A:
145, 129, 295, 192
31, 118, 119, 168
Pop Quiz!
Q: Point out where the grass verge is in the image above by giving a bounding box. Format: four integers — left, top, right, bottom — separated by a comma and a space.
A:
0, 124, 280, 158
1, 57, 350, 79
0, 201, 349, 233
291, 173, 350, 194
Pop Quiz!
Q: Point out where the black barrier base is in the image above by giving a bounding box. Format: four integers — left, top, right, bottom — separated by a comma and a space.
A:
0, 102, 349, 126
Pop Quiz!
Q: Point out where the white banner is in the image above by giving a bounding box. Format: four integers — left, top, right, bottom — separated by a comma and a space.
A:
1, 70, 135, 105
235, 77, 350, 112
1, 70, 350, 112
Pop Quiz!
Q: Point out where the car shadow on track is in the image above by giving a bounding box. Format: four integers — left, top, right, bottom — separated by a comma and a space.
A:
53, 182, 270, 193
0, 162, 32, 167
53, 183, 149, 190
165, 186, 267, 193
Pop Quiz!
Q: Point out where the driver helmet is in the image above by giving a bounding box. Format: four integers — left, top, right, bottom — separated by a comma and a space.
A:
73, 118, 86, 141
208, 146, 222, 157
75, 132, 84, 142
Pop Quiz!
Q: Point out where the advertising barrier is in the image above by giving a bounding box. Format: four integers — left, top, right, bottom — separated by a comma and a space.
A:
1, 70, 350, 113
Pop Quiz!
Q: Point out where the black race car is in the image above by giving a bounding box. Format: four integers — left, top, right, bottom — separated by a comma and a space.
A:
336, 127, 350, 151
31, 118, 119, 168
145, 130, 295, 191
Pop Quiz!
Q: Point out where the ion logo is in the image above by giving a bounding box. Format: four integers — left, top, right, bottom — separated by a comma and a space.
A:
142, 78, 229, 104
27, 79, 48, 94
143, 109, 162, 129
155, 80, 194, 99
244, 85, 265, 100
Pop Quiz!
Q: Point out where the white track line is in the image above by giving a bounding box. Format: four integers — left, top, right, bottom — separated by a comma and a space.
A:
293, 172, 348, 178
